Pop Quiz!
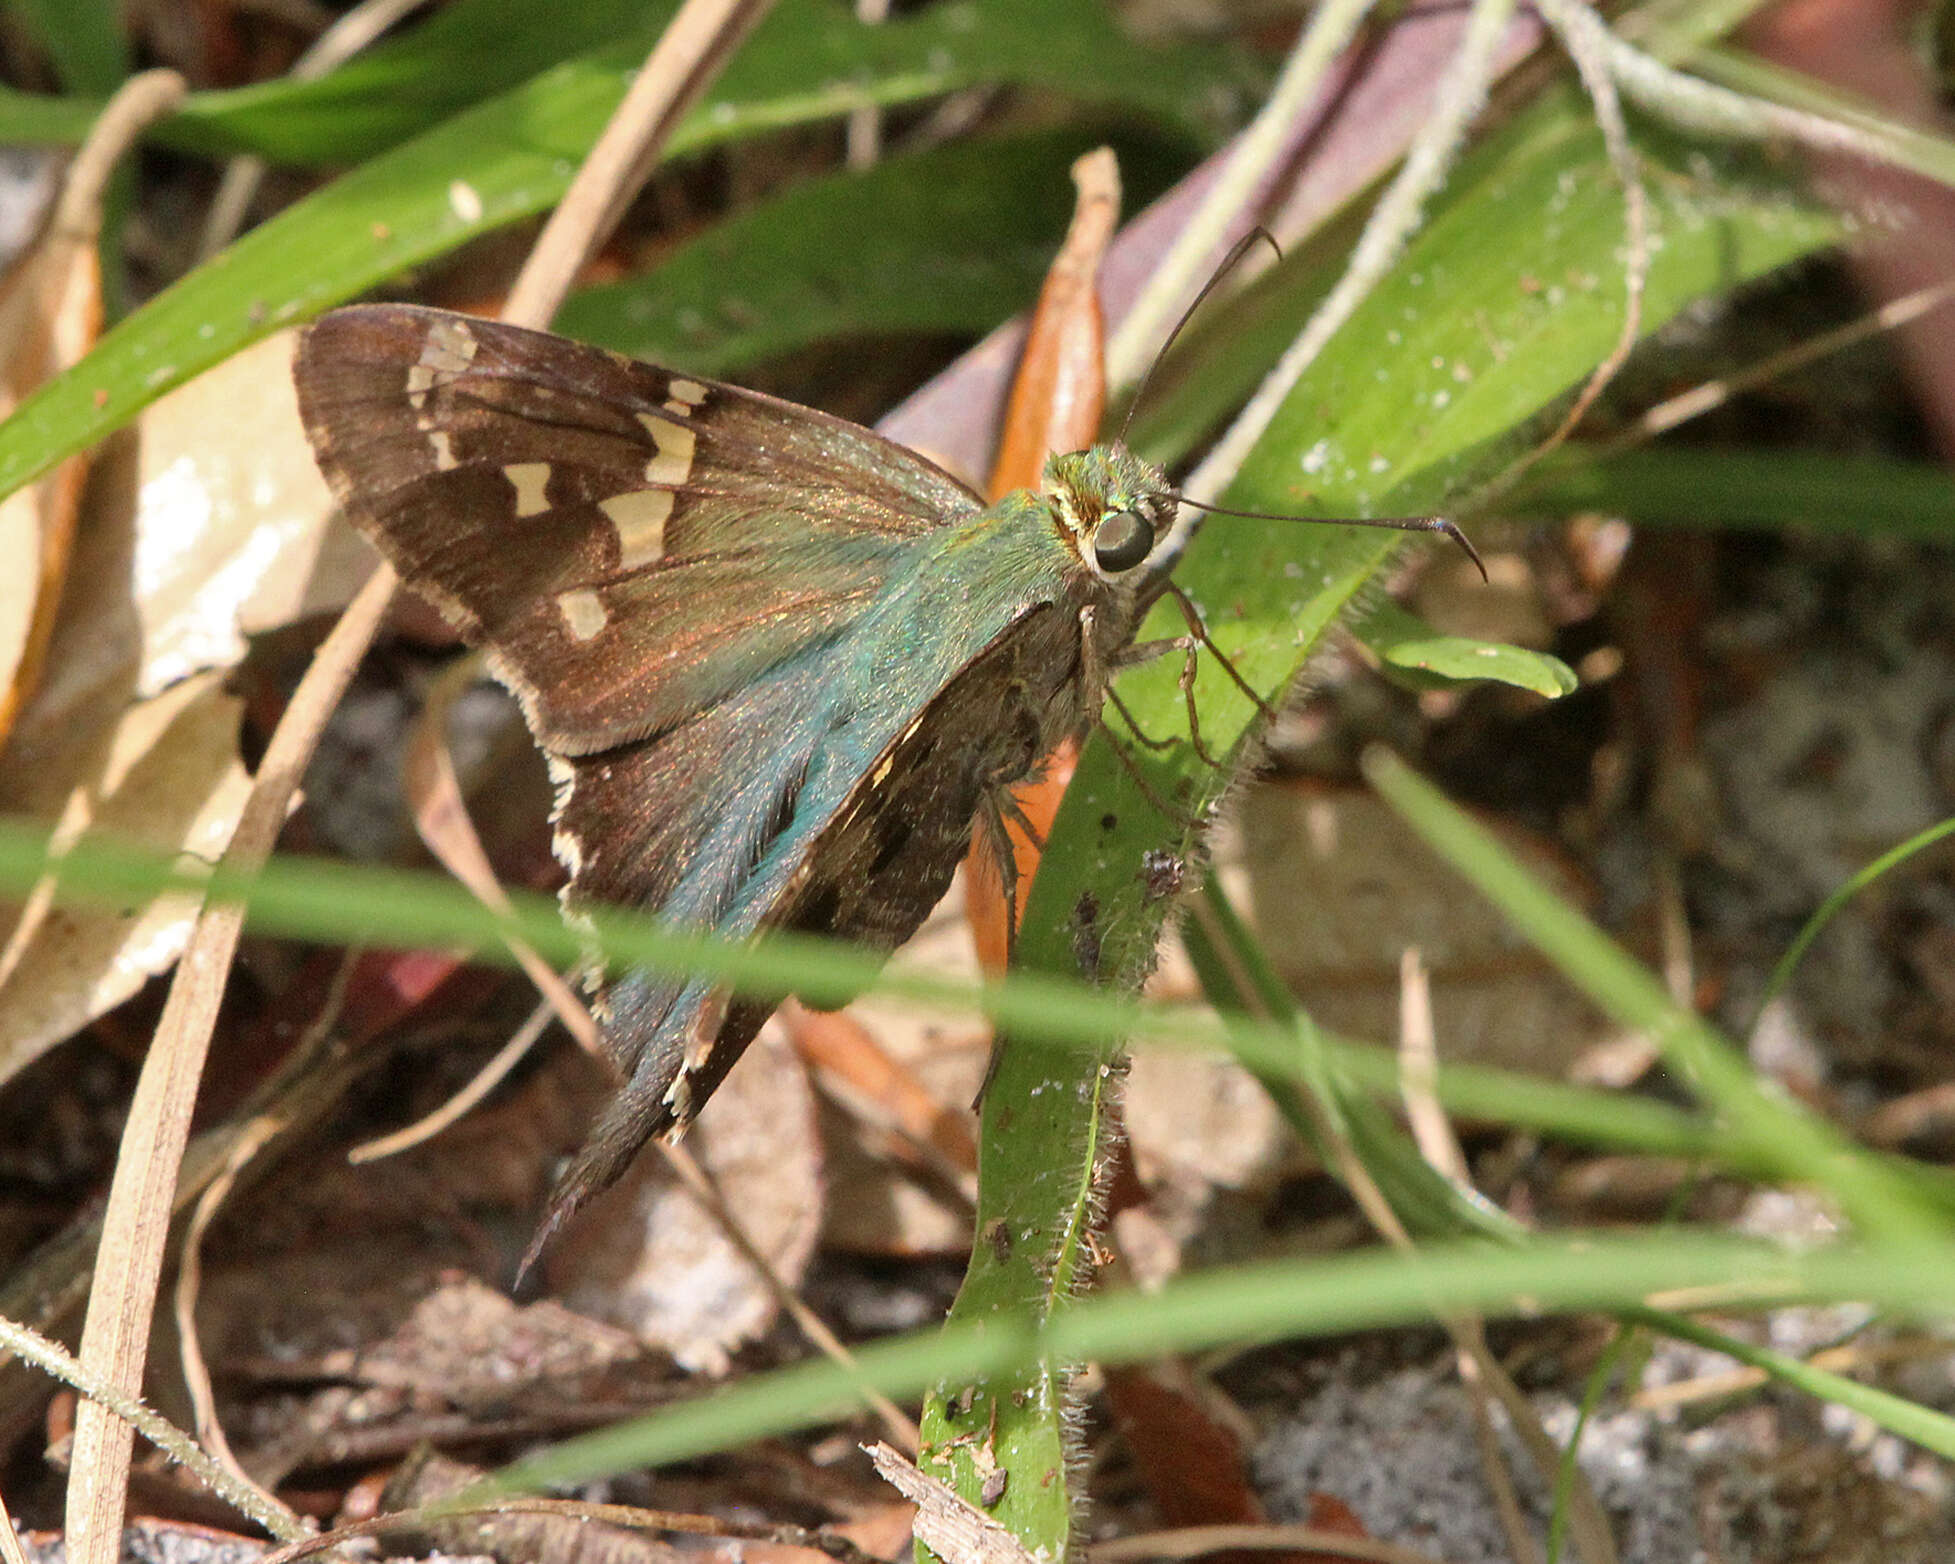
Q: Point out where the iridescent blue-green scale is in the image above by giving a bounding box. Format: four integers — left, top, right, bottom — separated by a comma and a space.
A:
593, 497, 1081, 1135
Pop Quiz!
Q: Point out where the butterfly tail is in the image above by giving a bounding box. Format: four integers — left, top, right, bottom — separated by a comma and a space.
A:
518, 976, 770, 1277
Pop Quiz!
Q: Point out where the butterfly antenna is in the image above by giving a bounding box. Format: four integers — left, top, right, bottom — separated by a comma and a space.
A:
1173, 495, 1488, 581
1117, 226, 1282, 448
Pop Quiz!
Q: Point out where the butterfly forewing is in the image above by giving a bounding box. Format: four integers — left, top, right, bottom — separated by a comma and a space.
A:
295, 305, 984, 751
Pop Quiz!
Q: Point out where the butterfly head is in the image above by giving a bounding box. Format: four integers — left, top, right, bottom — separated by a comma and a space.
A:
1041, 444, 1180, 585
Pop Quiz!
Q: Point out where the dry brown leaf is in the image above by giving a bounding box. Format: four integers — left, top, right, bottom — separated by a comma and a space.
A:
199, 1258, 666, 1485
545, 1026, 825, 1372
963, 148, 1117, 971
784, 1001, 978, 1176
866, 1443, 1036, 1564
0, 177, 99, 749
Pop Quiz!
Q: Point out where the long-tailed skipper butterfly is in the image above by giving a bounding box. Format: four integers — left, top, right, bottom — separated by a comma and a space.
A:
294, 299, 1473, 1255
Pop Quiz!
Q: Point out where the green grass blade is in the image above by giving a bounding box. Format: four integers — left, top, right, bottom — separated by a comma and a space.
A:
1758, 815, 1955, 1018
1524, 446, 1955, 541
1363, 750, 1949, 1244
13, 819, 1952, 1475
475, 1231, 1955, 1496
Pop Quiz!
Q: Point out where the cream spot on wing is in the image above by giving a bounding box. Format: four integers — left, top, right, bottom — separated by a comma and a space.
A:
545, 753, 588, 884
504, 461, 552, 517
869, 713, 928, 787
666, 377, 709, 407
407, 315, 478, 407
424, 314, 478, 371
634, 411, 696, 485
600, 488, 673, 567
427, 429, 458, 470
558, 588, 608, 640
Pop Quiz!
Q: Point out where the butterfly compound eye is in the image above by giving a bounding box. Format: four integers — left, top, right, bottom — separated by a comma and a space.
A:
1093, 509, 1153, 573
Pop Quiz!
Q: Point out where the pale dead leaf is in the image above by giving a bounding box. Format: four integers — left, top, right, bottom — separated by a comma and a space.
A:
865, 1443, 1036, 1564
815, 897, 988, 1258
1121, 1047, 1294, 1194
9, 332, 366, 745
819, 1092, 976, 1259
0, 77, 193, 759
0, 328, 375, 1082
0, 670, 248, 1079
546, 1025, 825, 1372
124, 330, 374, 696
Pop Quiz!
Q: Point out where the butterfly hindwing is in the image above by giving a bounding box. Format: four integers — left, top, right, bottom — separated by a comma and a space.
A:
533, 599, 1084, 1246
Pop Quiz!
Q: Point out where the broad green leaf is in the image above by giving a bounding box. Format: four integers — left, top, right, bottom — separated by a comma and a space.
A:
144, 0, 652, 164
557, 128, 1191, 374
1354, 598, 1578, 696
0, 0, 1252, 509
928, 94, 1847, 1546
1525, 446, 1955, 541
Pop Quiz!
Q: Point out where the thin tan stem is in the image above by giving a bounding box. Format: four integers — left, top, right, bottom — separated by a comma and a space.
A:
502, 0, 777, 329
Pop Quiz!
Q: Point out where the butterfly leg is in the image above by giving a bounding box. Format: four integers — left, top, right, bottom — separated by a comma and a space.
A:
992, 785, 1047, 853
1105, 616, 1269, 773
1148, 582, 1283, 770
1093, 600, 1201, 756
1162, 581, 1279, 729
1109, 627, 1227, 771
968, 787, 1027, 1115
1091, 711, 1204, 833
975, 786, 1026, 961
1105, 682, 1178, 753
